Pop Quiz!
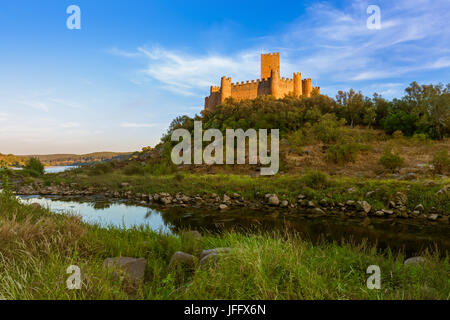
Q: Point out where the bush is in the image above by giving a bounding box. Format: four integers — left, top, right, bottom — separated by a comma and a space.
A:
431, 150, 450, 174
144, 162, 176, 175
325, 143, 370, 164
24, 157, 44, 175
88, 162, 113, 176
300, 170, 329, 189
123, 162, 145, 176
378, 150, 405, 172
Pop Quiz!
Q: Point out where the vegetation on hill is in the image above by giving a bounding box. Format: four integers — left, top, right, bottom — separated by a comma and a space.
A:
0, 153, 26, 168
165, 82, 449, 140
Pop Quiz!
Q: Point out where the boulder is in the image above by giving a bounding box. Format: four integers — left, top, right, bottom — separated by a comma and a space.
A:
199, 248, 232, 269
200, 248, 232, 261
267, 194, 280, 206
280, 200, 289, 208
104, 257, 147, 282
394, 191, 408, 205
404, 256, 426, 266
414, 204, 425, 212
358, 200, 372, 214
168, 251, 196, 270
219, 204, 228, 210
428, 214, 439, 221
30, 203, 41, 209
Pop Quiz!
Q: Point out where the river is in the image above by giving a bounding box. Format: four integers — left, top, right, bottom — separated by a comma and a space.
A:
19, 195, 450, 256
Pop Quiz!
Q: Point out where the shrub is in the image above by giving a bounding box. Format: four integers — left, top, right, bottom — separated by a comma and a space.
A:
431, 150, 450, 174
412, 133, 429, 142
25, 157, 44, 175
300, 170, 329, 189
88, 162, 113, 176
144, 161, 176, 176
123, 162, 145, 176
378, 150, 405, 172
325, 143, 370, 164
287, 129, 307, 153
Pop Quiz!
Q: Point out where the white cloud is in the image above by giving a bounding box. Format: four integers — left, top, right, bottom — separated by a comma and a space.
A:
135, 47, 260, 96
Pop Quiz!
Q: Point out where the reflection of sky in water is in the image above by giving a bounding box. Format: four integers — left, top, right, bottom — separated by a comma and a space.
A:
44, 166, 79, 173
20, 196, 172, 233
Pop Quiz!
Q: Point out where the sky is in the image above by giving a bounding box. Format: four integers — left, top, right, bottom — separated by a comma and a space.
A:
0, 0, 449, 154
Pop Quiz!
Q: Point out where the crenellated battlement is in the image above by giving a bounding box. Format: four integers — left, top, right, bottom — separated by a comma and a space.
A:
204, 52, 320, 112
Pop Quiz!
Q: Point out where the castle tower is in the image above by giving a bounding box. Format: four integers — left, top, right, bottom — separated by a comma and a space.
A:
302, 78, 313, 97
220, 76, 232, 103
293, 72, 302, 97
261, 53, 280, 79
270, 69, 280, 98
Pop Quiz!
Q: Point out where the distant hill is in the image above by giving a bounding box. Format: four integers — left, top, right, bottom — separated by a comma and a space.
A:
16, 152, 133, 166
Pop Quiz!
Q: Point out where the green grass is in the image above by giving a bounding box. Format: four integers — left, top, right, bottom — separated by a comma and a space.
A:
0, 189, 449, 300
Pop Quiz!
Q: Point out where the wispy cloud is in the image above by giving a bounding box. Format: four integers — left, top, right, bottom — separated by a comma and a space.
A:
136, 47, 260, 96
112, 0, 449, 98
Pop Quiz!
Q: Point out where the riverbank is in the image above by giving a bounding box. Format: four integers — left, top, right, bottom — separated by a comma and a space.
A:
13, 170, 450, 221
0, 189, 449, 299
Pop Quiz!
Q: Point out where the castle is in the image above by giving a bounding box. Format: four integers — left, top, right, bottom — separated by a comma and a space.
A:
204, 53, 320, 112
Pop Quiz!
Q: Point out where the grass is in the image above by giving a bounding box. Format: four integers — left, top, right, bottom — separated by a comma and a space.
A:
0, 188, 449, 300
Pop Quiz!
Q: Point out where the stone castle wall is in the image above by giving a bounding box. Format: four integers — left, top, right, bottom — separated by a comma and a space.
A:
204, 53, 320, 112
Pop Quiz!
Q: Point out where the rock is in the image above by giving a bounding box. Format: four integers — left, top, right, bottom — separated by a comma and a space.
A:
168, 252, 196, 270
436, 185, 449, 195
199, 252, 220, 269
280, 200, 289, 208
160, 197, 172, 205
219, 204, 228, 210
346, 200, 356, 207
358, 200, 372, 213
104, 257, 147, 282
382, 209, 394, 215
319, 198, 328, 207
414, 204, 424, 212
267, 194, 280, 206
30, 203, 41, 209
223, 194, 231, 203
231, 193, 240, 199
199, 248, 232, 269
297, 194, 306, 200
312, 208, 325, 214
375, 210, 385, 217
365, 191, 376, 198
404, 172, 417, 180
200, 248, 232, 261
428, 214, 439, 221
120, 182, 130, 187
181, 230, 202, 241
394, 191, 408, 205
347, 187, 357, 194
404, 256, 426, 266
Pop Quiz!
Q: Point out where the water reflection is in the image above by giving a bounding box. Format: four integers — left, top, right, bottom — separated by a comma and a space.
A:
19, 195, 449, 256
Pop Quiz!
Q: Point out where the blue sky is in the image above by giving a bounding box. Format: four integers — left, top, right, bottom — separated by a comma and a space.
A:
0, 0, 449, 154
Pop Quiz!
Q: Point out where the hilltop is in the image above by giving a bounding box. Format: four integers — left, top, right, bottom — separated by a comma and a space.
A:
14, 152, 132, 166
